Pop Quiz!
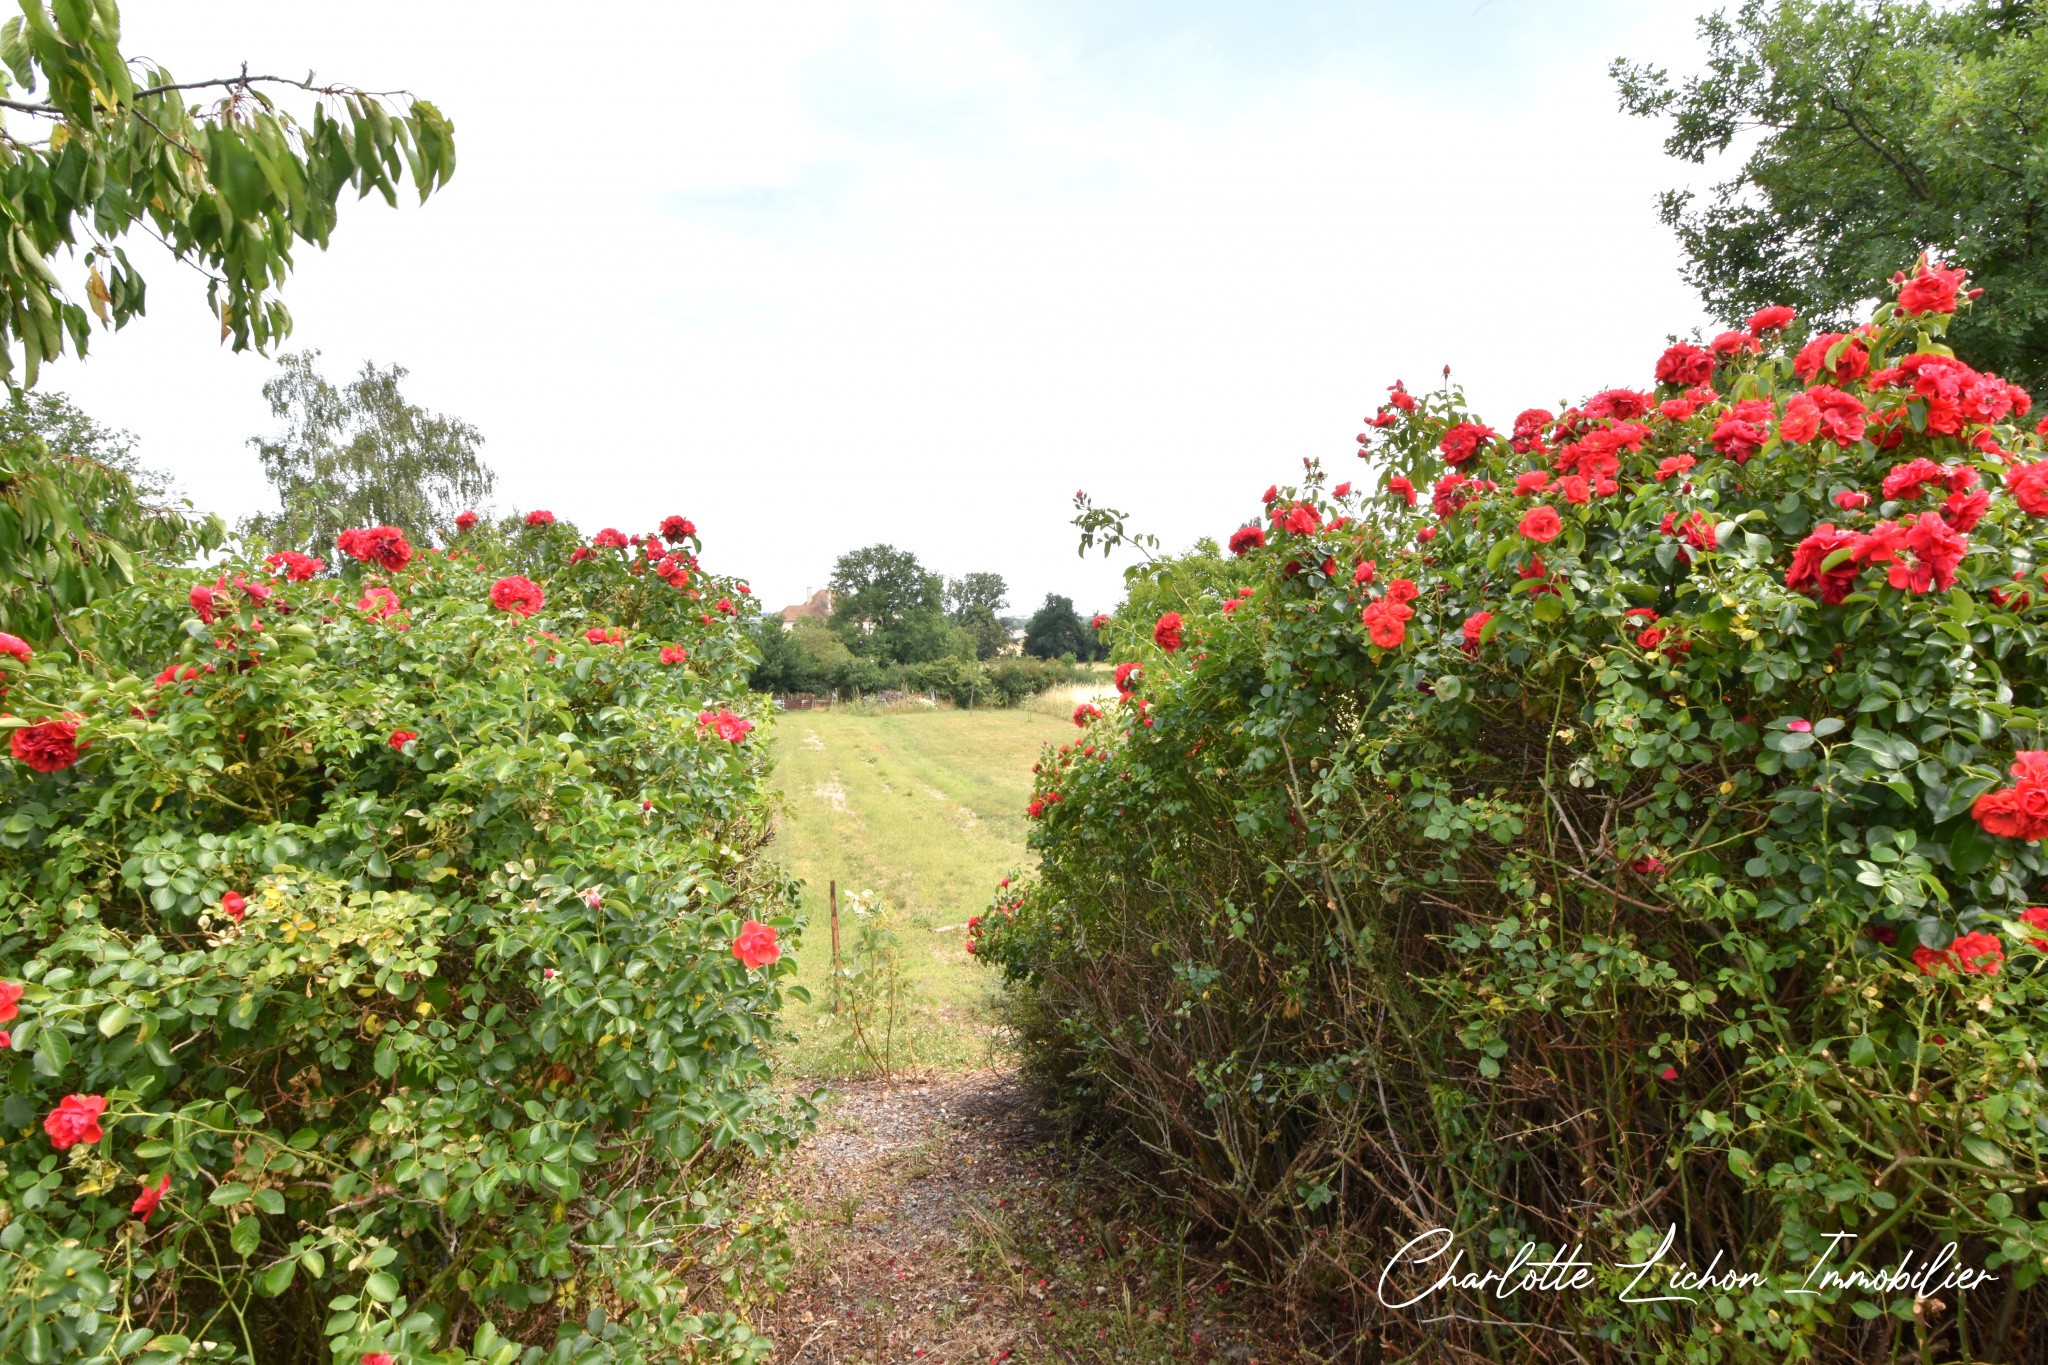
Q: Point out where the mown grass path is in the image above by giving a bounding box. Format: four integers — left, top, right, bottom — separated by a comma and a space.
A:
768, 705, 1067, 1075
756, 704, 1289, 1364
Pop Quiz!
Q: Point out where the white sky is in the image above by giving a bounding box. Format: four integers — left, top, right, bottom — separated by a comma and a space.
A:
52, 0, 1718, 617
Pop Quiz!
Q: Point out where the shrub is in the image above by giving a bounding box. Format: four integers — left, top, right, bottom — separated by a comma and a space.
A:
0, 512, 799, 1363
981, 268, 2048, 1360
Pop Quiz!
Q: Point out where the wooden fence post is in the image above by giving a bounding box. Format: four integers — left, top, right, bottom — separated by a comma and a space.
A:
829, 879, 841, 1014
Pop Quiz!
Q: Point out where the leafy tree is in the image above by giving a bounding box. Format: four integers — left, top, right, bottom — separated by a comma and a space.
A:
0, 1, 455, 386
946, 571, 1010, 660
247, 351, 493, 555
1023, 593, 1100, 661
1614, 0, 2048, 389
828, 543, 950, 662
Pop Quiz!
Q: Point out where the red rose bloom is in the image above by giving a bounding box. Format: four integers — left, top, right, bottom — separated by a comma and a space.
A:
1439, 422, 1496, 465
363, 1355, 396, 1365
489, 575, 546, 617
732, 919, 781, 969
1513, 470, 1551, 496
1387, 475, 1417, 507
1654, 343, 1715, 387
2020, 906, 2048, 951
11, 718, 80, 772
44, 1093, 106, 1149
1778, 394, 1821, 445
660, 515, 696, 542
357, 586, 402, 620
585, 627, 624, 645
1153, 612, 1184, 652
0, 632, 29, 662
1460, 610, 1491, 653
660, 644, 688, 665
189, 583, 219, 625
1710, 330, 1759, 356
1228, 525, 1266, 556
1114, 661, 1141, 694
336, 526, 412, 572
0, 979, 20, 1022
525, 509, 556, 527
592, 527, 629, 549
1950, 930, 2004, 975
1654, 454, 1696, 482
2004, 463, 2048, 516
1793, 332, 1871, 384
1833, 489, 1871, 511
1360, 598, 1412, 649
389, 730, 418, 751
220, 891, 246, 922
697, 708, 754, 743
1073, 703, 1101, 726
1942, 488, 1990, 532
1518, 505, 1561, 543
1785, 524, 1863, 604
1748, 305, 1797, 333
131, 1173, 171, 1223
264, 550, 326, 581
1896, 260, 1968, 316
455, 511, 478, 532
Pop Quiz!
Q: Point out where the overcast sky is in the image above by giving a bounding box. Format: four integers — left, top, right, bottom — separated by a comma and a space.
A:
52, 0, 1719, 615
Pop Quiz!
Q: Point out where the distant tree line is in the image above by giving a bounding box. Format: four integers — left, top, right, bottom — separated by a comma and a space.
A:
748, 543, 1107, 702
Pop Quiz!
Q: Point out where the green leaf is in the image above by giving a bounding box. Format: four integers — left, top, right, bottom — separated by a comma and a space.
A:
229, 1214, 261, 1256
261, 1259, 296, 1296
364, 1270, 401, 1303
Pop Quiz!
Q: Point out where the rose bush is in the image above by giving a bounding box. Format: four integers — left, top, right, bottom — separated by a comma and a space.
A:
0, 509, 797, 1363
983, 266, 2048, 1360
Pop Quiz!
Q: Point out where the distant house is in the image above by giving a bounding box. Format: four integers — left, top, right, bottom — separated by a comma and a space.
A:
777, 588, 834, 626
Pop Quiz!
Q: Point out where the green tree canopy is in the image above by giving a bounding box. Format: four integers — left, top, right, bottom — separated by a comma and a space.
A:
1614, 0, 2048, 389
247, 351, 493, 556
828, 543, 954, 662
946, 571, 1010, 660
0, 0, 455, 387
1023, 592, 1101, 661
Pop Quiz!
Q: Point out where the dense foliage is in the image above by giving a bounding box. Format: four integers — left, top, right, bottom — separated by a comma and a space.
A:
0, 0, 454, 385
746, 616, 1076, 708
0, 509, 800, 1364
246, 353, 494, 557
1020, 594, 1108, 663
983, 271, 2048, 1360
1617, 0, 2048, 391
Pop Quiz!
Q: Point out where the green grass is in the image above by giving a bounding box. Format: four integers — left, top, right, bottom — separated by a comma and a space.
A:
766, 703, 1069, 1077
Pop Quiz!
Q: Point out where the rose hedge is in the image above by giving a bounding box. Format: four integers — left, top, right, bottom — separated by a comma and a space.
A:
0, 513, 798, 1364
982, 268, 2048, 1360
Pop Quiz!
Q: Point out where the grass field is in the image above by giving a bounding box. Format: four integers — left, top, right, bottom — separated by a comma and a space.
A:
767, 702, 1071, 1076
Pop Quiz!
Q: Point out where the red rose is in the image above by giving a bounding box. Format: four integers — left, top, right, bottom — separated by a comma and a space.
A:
362, 1355, 396, 1365
697, 708, 754, 743
1385, 578, 1419, 606
1784, 524, 1863, 605
357, 586, 402, 620
1777, 395, 1821, 445
489, 575, 546, 617
525, 509, 556, 527
1636, 626, 1666, 650
1460, 610, 1491, 653
1513, 470, 1550, 496
132, 1173, 171, 1222
11, 718, 80, 773
1517, 505, 1561, 543
2021, 907, 2048, 951
732, 919, 781, 969
1942, 488, 1990, 532
389, 730, 418, 751
1153, 612, 1184, 652
1950, 930, 2003, 975
335, 526, 412, 572
455, 511, 478, 532
220, 891, 246, 922
591, 527, 629, 550
716, 598, 736, 615
1090, 613, 1110, 630
1833, 490, 1870, 511
1806, 386, 1867, 444
1073, 703, 1101, 727
659, 644, 688, 665
44, 1093, 106, 1149
1228, 525, 1266, 556
1114, 662, 1141, 694
1360, 598, 1412, 649
189, 583, 219, 625
1971, 788, 2036, 840
0, 979, 20, 1022
1387, 475, 1417, 507
0, 632, 29, 662
1654, 343, 1714, 387
264, 550, 325, 581
1896, 260, 1968, 316
1747, 305, 1797, 333
584, 626, 624, 645
1911, 944, 1949, 975
1439, 422, 1496, 465
1654, 454, 1696, 482
1793, 332, 1870, 384
1710, 330, 1759, 356
2004, 463, 2048, 516
660, 515, 696, 542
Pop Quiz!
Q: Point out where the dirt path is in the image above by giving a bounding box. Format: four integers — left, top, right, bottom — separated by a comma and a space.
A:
753, 1070, 1289, 1365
